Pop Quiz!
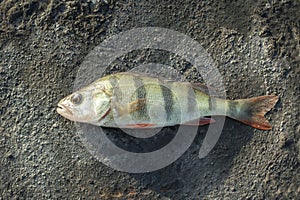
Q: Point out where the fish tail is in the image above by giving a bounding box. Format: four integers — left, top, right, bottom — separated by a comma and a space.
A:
227, 95, 278, 130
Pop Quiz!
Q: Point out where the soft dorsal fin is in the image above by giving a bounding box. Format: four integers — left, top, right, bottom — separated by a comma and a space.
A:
190, 82, 209, 93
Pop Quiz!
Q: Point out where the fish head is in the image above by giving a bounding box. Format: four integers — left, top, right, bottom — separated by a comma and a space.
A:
57, 81, 112, 124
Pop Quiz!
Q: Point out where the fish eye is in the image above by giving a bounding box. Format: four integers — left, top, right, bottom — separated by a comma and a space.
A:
71, 93, 82, 104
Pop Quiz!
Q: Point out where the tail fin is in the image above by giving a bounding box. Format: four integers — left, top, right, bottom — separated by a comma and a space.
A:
228, 95, 278, 130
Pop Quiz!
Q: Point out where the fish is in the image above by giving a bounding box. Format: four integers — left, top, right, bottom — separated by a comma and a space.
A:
57, 72, 278, 130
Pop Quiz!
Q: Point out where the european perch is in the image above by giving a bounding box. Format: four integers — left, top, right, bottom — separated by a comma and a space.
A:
57, 72, 278, 130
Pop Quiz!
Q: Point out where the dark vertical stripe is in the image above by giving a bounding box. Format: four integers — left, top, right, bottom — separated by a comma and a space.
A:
160, 82, 174, 122
108, 75, 117, 87
133, 75, 150, 121
109, 76, 122, 102
208, 95, 216, 111
187, 84, 197, 114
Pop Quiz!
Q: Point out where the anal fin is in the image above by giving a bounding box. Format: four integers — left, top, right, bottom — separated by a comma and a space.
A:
182, 117, 215, 126
124, 123, 156, 128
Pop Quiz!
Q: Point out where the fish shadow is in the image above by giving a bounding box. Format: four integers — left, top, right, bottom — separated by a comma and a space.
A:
78, 117, 253, 199
127, 117, 254, 199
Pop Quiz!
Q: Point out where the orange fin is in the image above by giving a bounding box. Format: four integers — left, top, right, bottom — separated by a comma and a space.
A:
229, 95, 278, 130
124, 123, 156, 128
183, 117, 215, 126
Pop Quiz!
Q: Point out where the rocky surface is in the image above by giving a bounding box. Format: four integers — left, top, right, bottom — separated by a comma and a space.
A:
1, 0, 299, 199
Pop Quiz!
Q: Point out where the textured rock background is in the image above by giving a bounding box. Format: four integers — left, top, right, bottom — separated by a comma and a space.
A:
0, 0, 299, 199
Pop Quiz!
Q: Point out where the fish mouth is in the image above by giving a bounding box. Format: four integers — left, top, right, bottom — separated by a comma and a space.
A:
56, 103, 73, 116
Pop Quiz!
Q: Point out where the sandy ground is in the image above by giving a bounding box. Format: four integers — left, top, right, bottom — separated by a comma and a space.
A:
1, 0, 299, 199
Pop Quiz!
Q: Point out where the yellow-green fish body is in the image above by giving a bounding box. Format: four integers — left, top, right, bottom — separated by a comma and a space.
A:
57, 72, 278, 130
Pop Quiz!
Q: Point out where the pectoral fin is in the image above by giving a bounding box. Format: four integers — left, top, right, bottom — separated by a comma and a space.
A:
182, 117, 215, 126
128, 99, 147, 113
112, 98, 147, 117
